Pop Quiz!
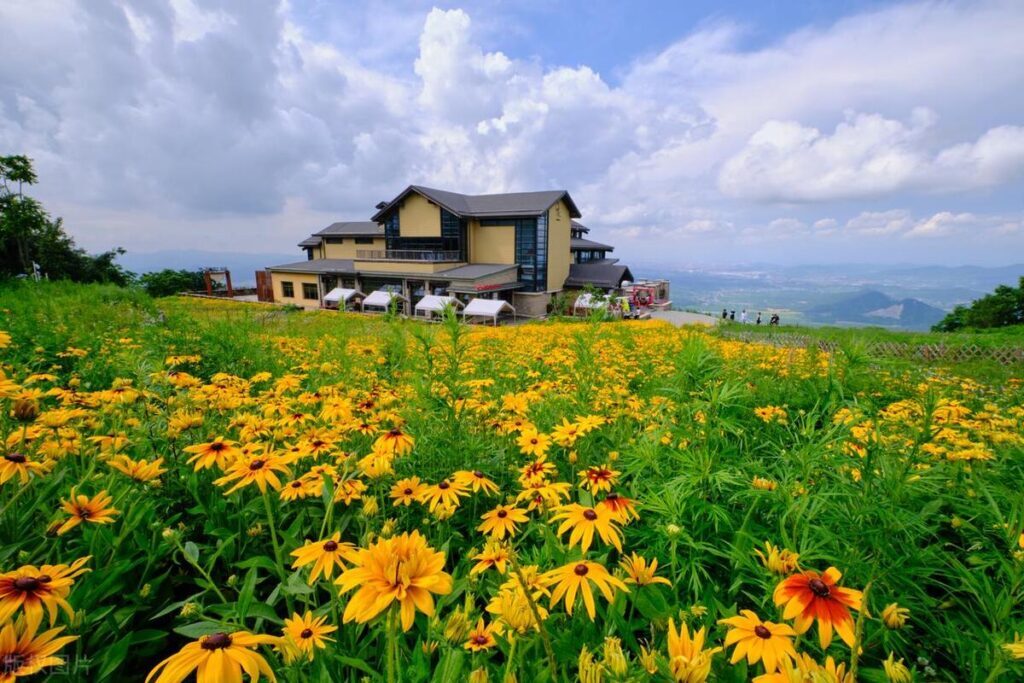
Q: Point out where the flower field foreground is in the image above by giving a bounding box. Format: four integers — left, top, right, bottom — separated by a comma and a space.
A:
1, 282, 1023, 682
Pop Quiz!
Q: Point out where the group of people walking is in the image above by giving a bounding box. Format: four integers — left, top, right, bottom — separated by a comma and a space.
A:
721, 308, 779, 325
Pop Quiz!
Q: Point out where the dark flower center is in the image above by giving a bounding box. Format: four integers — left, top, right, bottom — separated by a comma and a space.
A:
300, 628, 314, 639
210, 443, 225, 452
249, 460, 265, 471
497, 510, 508, 518
754, 625, 772, 639
38, 575, 51, 584
1, 653, 26, 674
574, 563, 589, 576
473, 470, 484, 478
312, 440, 325, 448
808, 578, 831, 598
290, 481, 302, 488
201, 633, 233, 650
403, 488, 413, 495
4, 453, 26, 464
12, 577, 41, 592
606, 492, 620, 500
530, 439, 538, 445
583, 509, 598, 521
388, 429, 402, 437
472, 635, 488, 645
438, 481, 450, 490
323, 541, 338, 552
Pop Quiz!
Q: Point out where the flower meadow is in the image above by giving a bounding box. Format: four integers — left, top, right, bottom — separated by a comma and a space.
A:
1, 282, 1023, 682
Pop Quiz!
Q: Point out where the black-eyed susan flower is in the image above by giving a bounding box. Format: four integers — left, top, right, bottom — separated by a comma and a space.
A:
598, 491, 639, 523
0, 451, 50, 485
334, 531, 453, 631
754, 541, 800, 575
0, 557, 90, 630
619, 553, 671, 587
183, 437, 240, 471
772, 567, 863, 648
542, 561, 628, 620
718, 610, 796, 674
666, 618, 720, 683
477, 504, 529, 540
453, 469, 499, 495
214, 452, 292, 494
282, 611, 336, 660
373, 427, 414, 456
390, 476, 427, 506
419, 479, 469, 512
549, 503, 623, 552
463, 618, 499, 652
0, 617, 78, 681
470, 542, 512, 575
56, 489, 118, 535
579, 464, 619, 494
516, 429, 551, 457
108, 455, 167, 483
145, 630, 280, 683
290, 532, 355, 584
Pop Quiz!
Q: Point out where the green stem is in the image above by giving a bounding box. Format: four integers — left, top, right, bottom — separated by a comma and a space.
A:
262, 490, 294, 612
173, 537, 229, 604
502, 635, 518, 683
849, 580, 871, 678
510, 562, 559, 682
386, 606, 400, 683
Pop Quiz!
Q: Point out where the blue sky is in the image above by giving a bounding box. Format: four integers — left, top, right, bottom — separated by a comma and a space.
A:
1, 0, 1022, 266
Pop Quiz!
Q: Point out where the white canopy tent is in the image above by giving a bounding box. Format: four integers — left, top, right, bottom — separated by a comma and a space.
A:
573, 292, 610, 314
322, 287, 365, 310
414, 295, 463, 319
462, 298, 515, 326
362, 290, 407, 313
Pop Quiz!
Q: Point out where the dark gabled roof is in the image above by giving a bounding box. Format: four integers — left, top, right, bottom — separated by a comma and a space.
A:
267, 259, 356, 274
571, 220, 590, 234
564, 263, 634, 290
371, 185, 582, 222
297, 236, 320, 248
437, 263, 519, 280
314, 221, 383, 237
571, 237, 615, 252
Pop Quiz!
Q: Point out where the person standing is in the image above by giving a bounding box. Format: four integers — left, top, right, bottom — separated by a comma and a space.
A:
740, 309, 748, 324
730, 310, 736, 321
722, 308, 728, 320
756, 312, 762, 325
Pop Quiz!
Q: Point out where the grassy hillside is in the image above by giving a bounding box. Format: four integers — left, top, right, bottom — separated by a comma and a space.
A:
1, 281, 1023, 681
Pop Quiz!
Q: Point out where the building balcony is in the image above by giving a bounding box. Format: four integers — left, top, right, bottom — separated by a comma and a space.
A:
356, 249, 462, 262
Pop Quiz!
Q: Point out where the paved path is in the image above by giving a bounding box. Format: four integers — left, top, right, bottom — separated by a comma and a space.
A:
649, 310, 719, 327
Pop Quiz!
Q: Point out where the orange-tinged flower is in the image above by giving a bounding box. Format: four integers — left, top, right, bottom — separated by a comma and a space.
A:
183, 437, 240, 471
598, 491, 639, 523
214, 453, 292, 494
719, 610, 797, 674
282, 611, 336, 660
0, 557, 90, 631
0, 617, 78, 682
579, 464, 619, 494
463, 618, 499, 652
290, 532, 356, 584
0, 452, 50, 485
470, 542, 512, 575
335, 531, 453, 631
549, 503, 623, 552
773, 567, 863, 648
57, 490, 118, 535
374, 427, 414, 456
542, 561, 628, 620
145, 631, 281, 683
477, 504, 529, 540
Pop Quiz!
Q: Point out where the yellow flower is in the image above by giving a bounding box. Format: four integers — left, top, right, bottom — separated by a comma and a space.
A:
578, 464, 620, 494
478, 504, 529, 540
453, 469, 500, 494
0, 617, 78, 681
752, 476, 777, 491
549, 503, 623, 552
619, 553, 671, 587
0, 557, 90, 630
542, 561, 629, 620
282, 611, 336, 660
214, 452, 292, 494
290, 533, 355, 584
666, 618, 720, 683
373, 427, 414, 456
335, 531, 453, 631
516, 429, 551, 457
883, 652, 912, 683
486, 586, 548, 634
390, 476, 427, 506
0, 451, 50, 485
470, 542, 512, 575
881, 602, 910, 629
754, 542, 800, 575
419, 479, 470, 512
183, 437, 240, 471
57, 489, 118, 535
753, 653, 853, 683
1004, 633, 1024, 660
719, 610, 797, 674
145, 631, 281, 683
463, 618, 500, 652
108, 455, 167, 483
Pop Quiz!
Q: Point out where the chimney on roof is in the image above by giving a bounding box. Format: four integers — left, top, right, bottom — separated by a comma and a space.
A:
375, 201, 387, 210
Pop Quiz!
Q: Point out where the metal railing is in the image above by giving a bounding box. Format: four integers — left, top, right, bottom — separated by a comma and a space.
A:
356, 249, 461, 262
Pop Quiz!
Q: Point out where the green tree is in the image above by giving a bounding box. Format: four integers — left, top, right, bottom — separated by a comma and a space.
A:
139, 269, 206, 297
0, 154, 131, 284
933, 276, 1024, 331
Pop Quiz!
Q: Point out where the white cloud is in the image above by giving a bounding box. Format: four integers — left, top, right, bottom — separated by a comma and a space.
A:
718, 110, 1024, 201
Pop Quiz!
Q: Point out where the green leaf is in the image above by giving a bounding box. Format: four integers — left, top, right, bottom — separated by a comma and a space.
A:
283, 570, 314, 595
431, 649, 465, 683
632, 585, 672, 620
183, 541, 200, 564
173, 621, 225, 638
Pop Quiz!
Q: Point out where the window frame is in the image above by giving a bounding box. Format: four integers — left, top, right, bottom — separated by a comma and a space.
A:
301, 283, 319, 300
281, 281, 294, 298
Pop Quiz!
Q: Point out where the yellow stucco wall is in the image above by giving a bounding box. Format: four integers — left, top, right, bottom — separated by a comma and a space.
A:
469, 219, 516, 264
354, 261, 466, 275
270, 271, 321, 309
546, 199, 572, 292
398, 193, 441, 237
322, 237, 385, 259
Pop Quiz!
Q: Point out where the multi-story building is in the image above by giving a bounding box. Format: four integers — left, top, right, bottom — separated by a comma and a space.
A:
265, 185, 635, 316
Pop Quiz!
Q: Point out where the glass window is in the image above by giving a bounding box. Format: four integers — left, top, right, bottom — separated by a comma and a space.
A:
354, 236, 375, 244
281, 281, 294, 297
302, 283, 318, 300
480, 218, 515, 227
384, 213, 400, 248
515, 217, 545, 292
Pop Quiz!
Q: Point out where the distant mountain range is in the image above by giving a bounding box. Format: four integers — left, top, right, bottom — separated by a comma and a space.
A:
116, 250, 296, 286
805, 290, 946, 330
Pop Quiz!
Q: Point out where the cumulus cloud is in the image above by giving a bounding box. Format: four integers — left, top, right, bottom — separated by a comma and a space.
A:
718, 110, 1024, 201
